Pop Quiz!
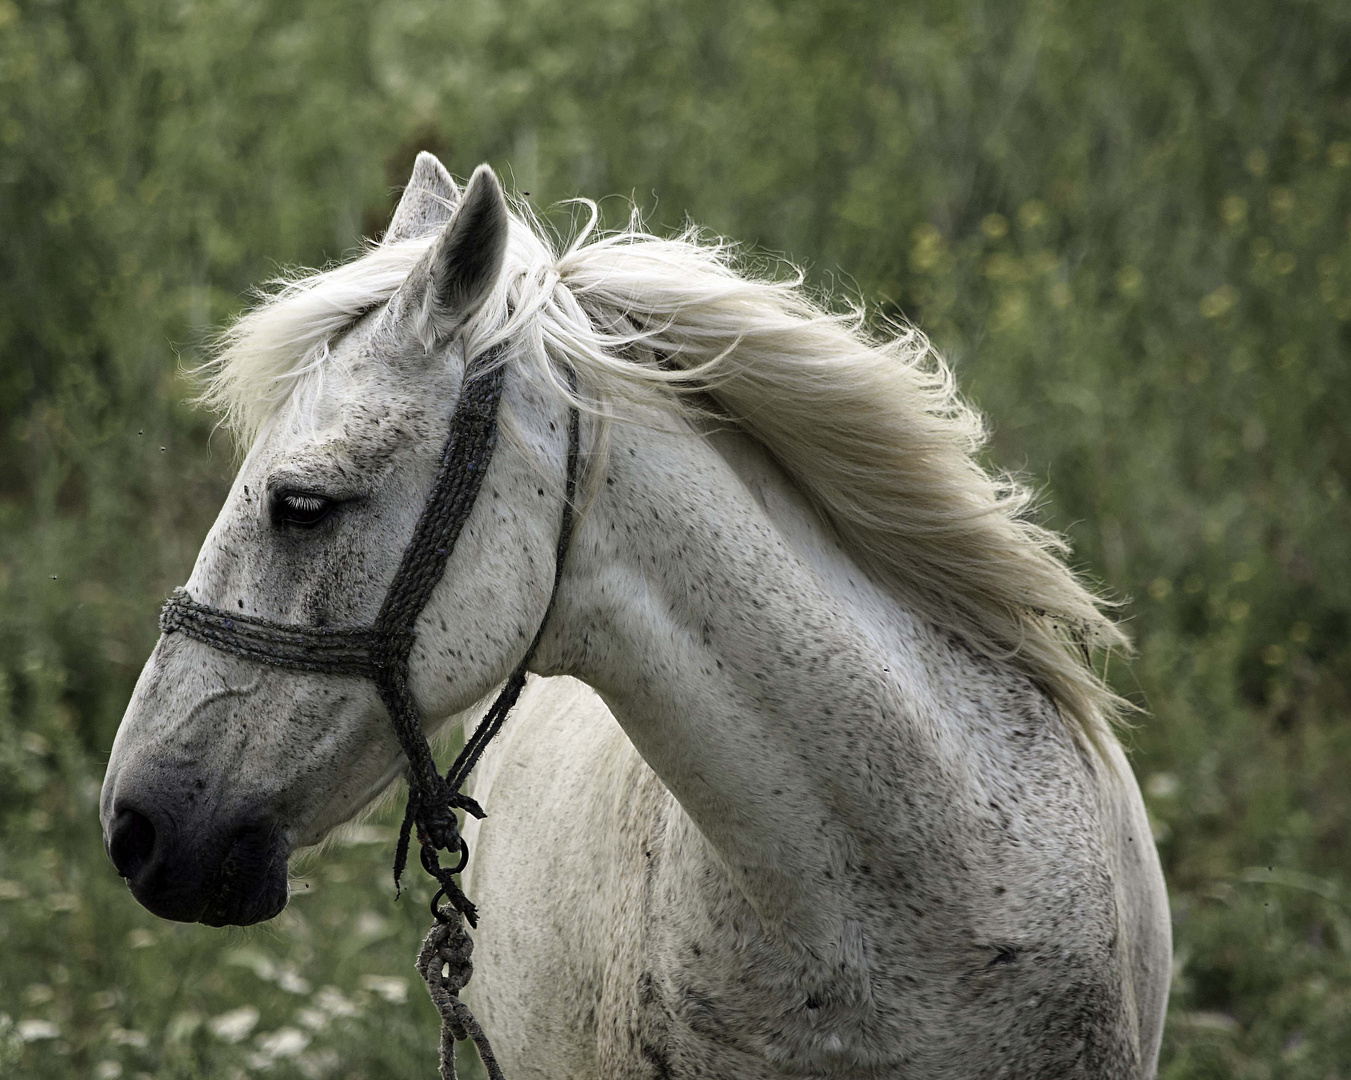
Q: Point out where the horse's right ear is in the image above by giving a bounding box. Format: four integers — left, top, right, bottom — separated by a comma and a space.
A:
384, 152, 459, 244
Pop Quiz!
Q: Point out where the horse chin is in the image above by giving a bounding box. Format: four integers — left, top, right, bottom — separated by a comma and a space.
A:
197, 826, 292, 927
198, 875, 290, 927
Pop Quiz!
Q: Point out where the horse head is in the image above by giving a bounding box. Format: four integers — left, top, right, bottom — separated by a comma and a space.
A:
100, 157, 575, 926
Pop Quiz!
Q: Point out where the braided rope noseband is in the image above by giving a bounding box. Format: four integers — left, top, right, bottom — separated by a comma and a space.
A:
159, 343, 580, 1080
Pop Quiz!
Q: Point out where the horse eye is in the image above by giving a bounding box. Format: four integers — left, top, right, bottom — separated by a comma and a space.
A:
272, 491, 336, 528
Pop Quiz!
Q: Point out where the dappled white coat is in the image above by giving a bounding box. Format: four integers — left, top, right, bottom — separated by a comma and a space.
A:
462, 410, 1169, 1078
103, 154, 1170, 1079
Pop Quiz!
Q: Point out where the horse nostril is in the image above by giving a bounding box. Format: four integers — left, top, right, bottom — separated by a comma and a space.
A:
108, 807, 157, 881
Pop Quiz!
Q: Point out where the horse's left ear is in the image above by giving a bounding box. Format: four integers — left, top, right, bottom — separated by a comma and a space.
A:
384, 151, 460, 244
410, 164, 509, 347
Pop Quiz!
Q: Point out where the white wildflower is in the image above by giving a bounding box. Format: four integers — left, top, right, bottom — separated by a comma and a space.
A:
313, 987, 358, 1019
295, 1008, 329, 1033
208, 1006, 260, 1044
359, 975, 406, 1004
277, 968, 311, 995
257, 1027, 309, 1059
18, 1019, 60, 1042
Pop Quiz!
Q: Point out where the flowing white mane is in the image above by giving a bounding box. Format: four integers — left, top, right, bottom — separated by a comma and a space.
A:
201, 199, 1130, 750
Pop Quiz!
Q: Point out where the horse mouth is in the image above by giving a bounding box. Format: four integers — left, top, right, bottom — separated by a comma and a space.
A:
118, 818, 292, 927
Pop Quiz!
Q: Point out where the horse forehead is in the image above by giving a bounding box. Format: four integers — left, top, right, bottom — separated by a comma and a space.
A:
261, 370, 446, 475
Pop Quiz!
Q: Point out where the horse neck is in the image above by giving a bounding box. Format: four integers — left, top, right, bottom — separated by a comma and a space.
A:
548, 406, 956, 951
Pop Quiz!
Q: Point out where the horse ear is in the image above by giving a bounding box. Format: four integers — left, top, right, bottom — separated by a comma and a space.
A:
414, 164, 509, 344
384, 152, 459, 244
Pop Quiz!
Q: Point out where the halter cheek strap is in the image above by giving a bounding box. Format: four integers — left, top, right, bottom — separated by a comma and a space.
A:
159, 344, 580, 1080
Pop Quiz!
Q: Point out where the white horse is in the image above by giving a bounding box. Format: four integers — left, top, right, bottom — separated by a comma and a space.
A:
102, 154, 1170, 1078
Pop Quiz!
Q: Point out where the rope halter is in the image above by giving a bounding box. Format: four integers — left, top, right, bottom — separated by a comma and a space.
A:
160, 344, 581, 1079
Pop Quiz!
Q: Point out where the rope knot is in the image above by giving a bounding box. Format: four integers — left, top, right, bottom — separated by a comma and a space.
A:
425, 920, 475, 995
420, 799, 463, 853
416, 916, 504, 1080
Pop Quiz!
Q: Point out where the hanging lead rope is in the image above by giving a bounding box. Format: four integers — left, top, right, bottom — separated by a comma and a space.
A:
160, 347, 582, 1080
417, 908, 504, 1080
403, 375, 580, 1080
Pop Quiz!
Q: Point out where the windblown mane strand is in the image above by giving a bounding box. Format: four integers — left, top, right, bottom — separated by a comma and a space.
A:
201, 199, 1130, 752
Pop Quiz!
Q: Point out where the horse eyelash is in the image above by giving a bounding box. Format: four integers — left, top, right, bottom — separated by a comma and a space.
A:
282, 493, 328, 512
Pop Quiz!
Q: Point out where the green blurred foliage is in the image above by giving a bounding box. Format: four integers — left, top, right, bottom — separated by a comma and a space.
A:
1, 0, 1349, 1076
